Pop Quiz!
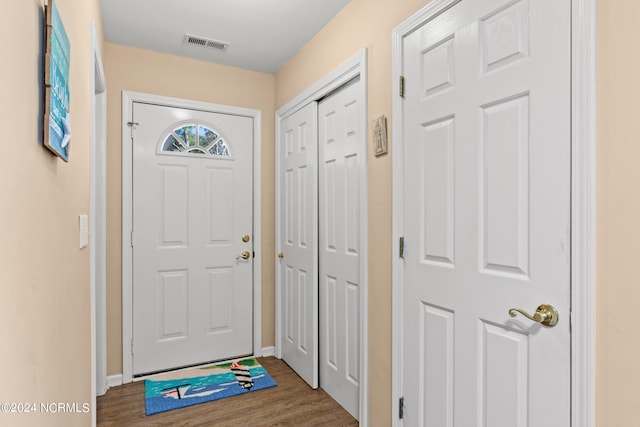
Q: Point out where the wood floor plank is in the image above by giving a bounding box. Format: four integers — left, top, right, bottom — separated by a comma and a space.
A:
97, 357, 358, 426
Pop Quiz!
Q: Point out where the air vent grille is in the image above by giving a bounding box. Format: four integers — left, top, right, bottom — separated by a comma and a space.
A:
183, 33, 229, 51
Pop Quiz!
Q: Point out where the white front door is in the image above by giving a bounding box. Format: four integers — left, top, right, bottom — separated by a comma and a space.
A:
400, 0, 571, 425
318, 78, 363, 419
278, 102, 319, 388
132, 101, 254, 375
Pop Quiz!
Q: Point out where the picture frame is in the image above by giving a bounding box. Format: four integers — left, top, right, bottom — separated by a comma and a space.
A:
44, 0, 71, 161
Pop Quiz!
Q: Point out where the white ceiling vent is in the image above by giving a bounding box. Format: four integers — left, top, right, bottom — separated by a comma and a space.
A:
183, 33, 229, 51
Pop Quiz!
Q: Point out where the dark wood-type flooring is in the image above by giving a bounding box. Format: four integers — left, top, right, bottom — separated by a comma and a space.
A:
97, 357, 358, 426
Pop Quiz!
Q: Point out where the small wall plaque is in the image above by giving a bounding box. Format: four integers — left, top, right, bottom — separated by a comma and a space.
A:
373, 115, 388, 157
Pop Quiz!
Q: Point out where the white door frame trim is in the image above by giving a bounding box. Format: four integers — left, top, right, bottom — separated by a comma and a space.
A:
121, 91, 263, 383
390, 1, 596, 426
90, 21, 107, 427
275, 48, 369, 426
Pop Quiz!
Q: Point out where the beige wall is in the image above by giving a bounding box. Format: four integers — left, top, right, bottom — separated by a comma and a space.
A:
596, 1, 640, 425
104, 43, 276, 375
0, 0, 102, 425
275, 0, 434, 424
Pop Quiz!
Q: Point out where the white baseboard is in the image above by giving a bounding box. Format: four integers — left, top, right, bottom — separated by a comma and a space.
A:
261, 346, 276, 357
107, 374, 123, 388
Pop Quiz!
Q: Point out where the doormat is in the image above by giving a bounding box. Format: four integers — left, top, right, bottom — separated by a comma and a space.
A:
145, 357, 277, 415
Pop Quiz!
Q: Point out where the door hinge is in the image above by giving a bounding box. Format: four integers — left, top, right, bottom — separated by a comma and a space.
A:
399, 237, 405, 259
127, 121, 139, 138
130, 231, 134, 248
399, 76, 405, 98
130, 338, 134, 355
399, 396, 405, 419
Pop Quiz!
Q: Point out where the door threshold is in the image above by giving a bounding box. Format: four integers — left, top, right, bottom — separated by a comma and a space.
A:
133, 353, 254, 382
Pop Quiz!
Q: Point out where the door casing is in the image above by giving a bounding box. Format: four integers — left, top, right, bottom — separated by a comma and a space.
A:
121, 92, 263, 383
275, 49, 369, 426
391, 0, 596, 426
90, 21, 107, 427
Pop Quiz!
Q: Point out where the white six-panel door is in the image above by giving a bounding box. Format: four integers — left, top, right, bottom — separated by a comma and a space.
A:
278, 102, 319, 388
318, 78, 363, 420
400, 0, 571, 425
132, 102, 254, 375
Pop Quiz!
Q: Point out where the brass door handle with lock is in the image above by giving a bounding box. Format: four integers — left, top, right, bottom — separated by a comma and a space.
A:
508, 304, 559, 327
236, 251, 251, 261
277, 252, 285, 259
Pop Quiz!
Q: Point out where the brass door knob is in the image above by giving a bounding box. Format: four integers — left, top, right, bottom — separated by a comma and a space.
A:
242, 234, 251, 242
238, 251, 251, 260
508, 304, 559, 327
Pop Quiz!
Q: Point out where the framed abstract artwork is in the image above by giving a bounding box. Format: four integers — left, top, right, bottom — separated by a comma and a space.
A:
44, 0, 71, 161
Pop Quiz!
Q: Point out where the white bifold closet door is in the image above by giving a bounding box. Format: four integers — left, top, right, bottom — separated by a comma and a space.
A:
279, 102, 319, 389
318, 78, 362, 420
279, 77, 364, 420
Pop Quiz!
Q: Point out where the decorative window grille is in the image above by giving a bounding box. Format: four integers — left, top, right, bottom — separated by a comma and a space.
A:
161, 124, 230, 157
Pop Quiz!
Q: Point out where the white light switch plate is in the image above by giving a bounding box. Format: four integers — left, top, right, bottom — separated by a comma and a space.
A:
79, 214, 89, 249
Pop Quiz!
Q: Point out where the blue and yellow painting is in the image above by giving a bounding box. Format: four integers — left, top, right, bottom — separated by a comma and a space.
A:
44, 0, 71, 161
145, 358, 277, 415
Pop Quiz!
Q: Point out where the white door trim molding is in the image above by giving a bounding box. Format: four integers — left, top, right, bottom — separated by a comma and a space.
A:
570, 1, 597, 425
275, 48, 369, 426
121, 91, 263, 383
90, 21, 107, 427
390, 1, 596, 426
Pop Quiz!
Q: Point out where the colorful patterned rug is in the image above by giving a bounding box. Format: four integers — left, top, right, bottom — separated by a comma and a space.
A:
144, 357, 277, 415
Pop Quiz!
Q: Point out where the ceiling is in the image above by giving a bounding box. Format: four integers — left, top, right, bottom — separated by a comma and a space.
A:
101, 0, 351, 74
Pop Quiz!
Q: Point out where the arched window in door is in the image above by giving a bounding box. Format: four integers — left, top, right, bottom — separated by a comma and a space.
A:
159, 123, 231, 157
